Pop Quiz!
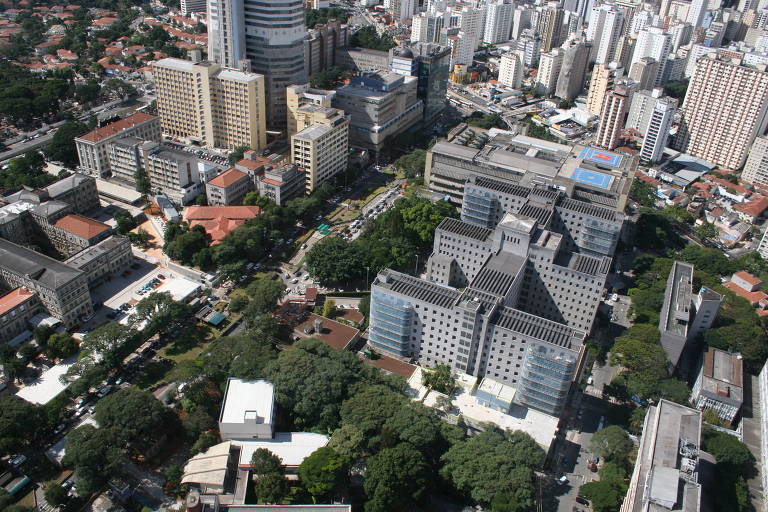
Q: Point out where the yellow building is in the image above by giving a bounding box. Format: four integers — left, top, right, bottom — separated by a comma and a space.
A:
291, 106, 349, 194
286, 83, 336, 139
153, 58, 267, 151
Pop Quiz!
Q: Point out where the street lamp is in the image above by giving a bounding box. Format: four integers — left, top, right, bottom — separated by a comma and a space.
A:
366, 266, 370, 289
414, 254, 419, 275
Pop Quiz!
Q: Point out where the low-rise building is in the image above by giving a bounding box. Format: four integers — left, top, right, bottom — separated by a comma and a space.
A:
182, 205, 261, 245
140, 142, 203, 205
51, 214, 112, 257
724, 271, 768, 317
75, 112, 162, 177
0, 288, 41, 343
691, 347, 743, 425
257, 163, 306, 206
218, 378, 274, 441
64, 235, 132, 289
43, 173, 100, 214
205, 168, 252, 206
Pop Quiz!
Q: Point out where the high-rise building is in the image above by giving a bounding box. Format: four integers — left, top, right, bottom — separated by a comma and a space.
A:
742, 136, 768, 185
181, 0, 206, 15
454, 3, 486, 49
677, 54, 768, 170
153, 58, 267, 151
587, 5, 625, 64
535, 4, 565, 52
687, 0, 708, 27
291, 107, 349, 193
555, 38, 590, 100
207, 0, 307, 133
640, 98, 675, 162
389, 43, 451, 125
392, 0, 416, 23
483, 0, 514, 44
286, 84, 336, 139
511, 6, 532, 39
517, 29, 542, 66
626, 87, 678, 134
586, 61, 624, 115
448, 31, 476, 68
411, 11, 447, 43
631, 27, 672, 86
536, 49, 564, 96
629, 57, 659, 90
498, 50, 525, 88
595, 84, 632, 150
304, 21, 348, 76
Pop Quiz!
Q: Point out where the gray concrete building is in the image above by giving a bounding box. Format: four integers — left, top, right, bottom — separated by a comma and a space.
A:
659, 261, 722, 372
334, 47, 390, 73
332, 71, 423, 153
690, 347, 743, 425
43, 173, 100, 214
64, 235, 132, 289
620, 400, 705, 512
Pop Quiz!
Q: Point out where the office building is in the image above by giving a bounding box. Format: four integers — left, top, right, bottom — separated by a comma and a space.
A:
536, 49, 563, 96
75, 112, 161, 178
335, 47, 390, 73
425, 125, 636, 214
630, 27, 672, 86
286, 84, 336, 139
620, 400, 703, 512
498, 50, 525, 88
595, 84, 632, 150
587, 5, 625, 64
743, 136, 768, 186
207, 0, 307, 132
304, 20, 348, 76
153, 58, 267, 151
483, 0, 514, 44
658, 261, 722, 371
64, 235, 132, 289
390, 43, 451, 125
555, 39, 590, 100
0, 288, 41, 343
291, 108, 349, 193
677, 54, 768, 171
453, 3, 486, 49
639, 97, 675, 163
257, 163, 306, 205
412, 11, 447, 43
628, 57, 659, 91
448, 31, 476, 68
586, 62, 624, 116
691, 347, 743, 425
332, 72, 422, 153
626, 88, 677, 134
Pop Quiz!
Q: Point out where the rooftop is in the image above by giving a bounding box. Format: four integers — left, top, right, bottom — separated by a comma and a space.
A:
183, 205, 261, 244
493, 306, 585, 349
438, 217, 493, 241
44, 172, 91, 199
219, 378, 274, 426
236, 432, 329, 468
733, 271, 762, 288
296, 313, 360, 350
208, 168, 248, 188
181, 440, 231, 488
362, 352, 417, 378
64, 235, 128, 269
698, 347, 744, 407
76, 112, 157, 143
0, 287, 36, 315
0, 238, 83, 289
54, 214, 110, 239
375, 269, 459, 309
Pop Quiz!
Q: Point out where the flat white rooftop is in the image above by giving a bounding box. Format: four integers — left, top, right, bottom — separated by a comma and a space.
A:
16, 359, 75, 405
235, 432, 329, 468
220, 378, 274, 425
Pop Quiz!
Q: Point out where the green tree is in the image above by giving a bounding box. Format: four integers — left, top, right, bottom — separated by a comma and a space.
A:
400, 198, 457, 244
322, 298, 336, 318
695, 222, 718, 241
255, 474, 290, 504
298, 446, 349, 500
95, 387, 176, 453
0, 396, 43, 454
79, 323, 133, 369
245, 279, 286, 316
129, 291, 192, 335
45, 333, 79, 360
364, 443, 428, 512
251, 448, 284, 476
422, 364, 455, 394
441, 429, 543, 507
45, 120, 89, 167
629, 179, 657, 207
394, 149, 427, 179
306, 237, 365, 285
63, 425, 122, 496
579, 479, 625, 512
309, 67, 348, 89
349, 25, 396, 51
228, 145, 249, 165
229, 294, 250, 312
44, 484, 69, 507
589, 426, 633, 463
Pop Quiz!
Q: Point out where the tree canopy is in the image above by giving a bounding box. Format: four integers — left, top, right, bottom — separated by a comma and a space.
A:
298, 446, 349, 500
589, 426, 633, 463
349, 26, 396, 51
364, 443, 428, 512
45, 120, 89, 167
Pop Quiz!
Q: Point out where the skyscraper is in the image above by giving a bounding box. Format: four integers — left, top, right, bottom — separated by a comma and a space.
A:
677, 54, 768, 170
535, 4, 565, 52
743, 136, 768, 185
536, 49, 564, 96
207, 0, 307, 134
595, 84, 632, 150
483, 0, 513, 44
629, 57, 659, 90
587, 5, 624, 64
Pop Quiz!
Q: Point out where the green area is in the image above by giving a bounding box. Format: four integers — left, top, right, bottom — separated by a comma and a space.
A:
349, 26, 397, 52
306, 195, 458, 285
465, 111, 506, 130
305, 7, 349, 28
309, 67, 351, 89
523, 117, 559, 142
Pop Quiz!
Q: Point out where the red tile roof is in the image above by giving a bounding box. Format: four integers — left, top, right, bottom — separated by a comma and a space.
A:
724, 281, 768, 308
54, 214, 110, 239
77, 112, 157, 143
236, 157, 270, 171
305, 288, 318, 301
635, 171, 661, 188
183, 206, 261, 244
734, 195, 768, 218
296, 313, 360, 350
261, 178, 283, 186
734, 271, 763, 287
92, 16, 118, 26
208, 168, 248, 188
0, 288, 35, 315
363, 352, 417, 378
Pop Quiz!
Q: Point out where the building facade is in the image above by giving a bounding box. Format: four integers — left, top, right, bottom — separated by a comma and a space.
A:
690, 347, 743, 424
291, 108, 349, 193
206, 168, 252, 206
741, 136, 768, 186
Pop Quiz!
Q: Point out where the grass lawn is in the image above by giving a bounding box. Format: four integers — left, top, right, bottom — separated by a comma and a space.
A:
160, 324, 214, 363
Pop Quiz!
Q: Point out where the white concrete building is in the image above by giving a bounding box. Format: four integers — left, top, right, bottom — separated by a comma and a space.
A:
483, 0, 514, 44
218, 378, 275, 441
498, 50, 525, 88
536, 49, 564, 96
631, 27, 672, 86
639, 97, 676, 163
742, 136, 768, 186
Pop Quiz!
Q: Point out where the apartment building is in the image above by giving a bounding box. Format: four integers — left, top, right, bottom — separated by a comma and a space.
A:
498, 51, 525, 89
332, 72, 423, 153
690, 347, 743, 425
206, 168, 252, 206
659, 261, 722, 371
152, 58, 267, 151
304, 20, 348, 76
555, 38, 589, 101
629, 57, 659, 91
75, 112, 161, 177
0, 238, 92, 329
595, 84, 632, 150
676, 54, 768, 171
586, 62, 624, 116
536, 49, 563, 96
620, 400, 703, 512
424, 126, 636, 213
292, 109, 349, 193
369, 202, 610, 416
639, 99, 675, 163
742, 136, 768, 186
